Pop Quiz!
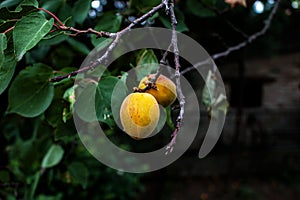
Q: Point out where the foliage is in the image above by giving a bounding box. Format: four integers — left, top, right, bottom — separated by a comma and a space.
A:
0, 0, 290, 199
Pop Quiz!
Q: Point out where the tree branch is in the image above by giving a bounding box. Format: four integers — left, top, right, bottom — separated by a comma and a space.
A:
181, 0, 281, 75
38, 7, 114, 38
3, 26, 14, 34
50, 1, 166, 82
212, 0, 281, 60
59, 26, 114, 38
165, 0, 185, 154
38, 7, 64, 26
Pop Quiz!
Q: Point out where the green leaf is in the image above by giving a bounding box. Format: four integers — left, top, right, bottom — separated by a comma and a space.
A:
186, 0, 216, 18
74, 81, 98, 122
62, 85, 76, 122
36, 193, 63, 200
36, 194, 63, 200
57, 3, 73, 23
40, 0, 63, 13
111, 78, 129, 127
159, 8, 189, 32
136, 49, 158, 66
45, 99, 64, 127
0, 53, 17, 95
72, 0, 91, 24
54, 120, 76, 143
166, 106, 175, 130
95, 76, 119, 127
45, 79, 73, 126
7, 195, 16, 200
0, 170, 10, 182
8, 63, 54, 117
41, 144, 64, 168
66, 37, 90, 55
39, 32, 67, 46
25, 45, 50, 65
0, 0, 23, 9
153, 106, 166, 134
135, 49, 159, 81
49, 45, 74, 69
91, 12, 122, 47
204, 0, 218, 6
68, 162, 89, 189
13, 12, 54, 61
211, 93, 228, 118
0, 33, 7, 50
16, 0, 38, 11
0, 5, 37, 20
0, 33, 7, 67
202, 70, 216, 106
0, 6, 37, 33
120, 71, 128, 83
27, 171, 41, 200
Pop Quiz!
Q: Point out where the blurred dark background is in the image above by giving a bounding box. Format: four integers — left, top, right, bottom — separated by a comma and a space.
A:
136, 0, 300, 199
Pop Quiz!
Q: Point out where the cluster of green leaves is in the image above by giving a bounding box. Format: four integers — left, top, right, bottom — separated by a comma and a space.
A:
0, 0, 166, 199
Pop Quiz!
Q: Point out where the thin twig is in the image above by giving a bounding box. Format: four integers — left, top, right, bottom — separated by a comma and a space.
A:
212, 0, 280, 60
182, 0, 281, 75
180, 58, 212, 75
150, 43, 172, 83
50, 2, 166, 82
38, 7, 64, 26
59, 26, 114, 38
122, 2, 166, 32
3, 26, 14, 34
134, 18, 172, 91
133, 59, 169, 93
62, 1, 166, 38
38, 7, 114, 38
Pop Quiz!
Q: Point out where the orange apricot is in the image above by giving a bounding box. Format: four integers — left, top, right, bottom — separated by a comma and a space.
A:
120, 93, 160, 139
139, 74, 177, 107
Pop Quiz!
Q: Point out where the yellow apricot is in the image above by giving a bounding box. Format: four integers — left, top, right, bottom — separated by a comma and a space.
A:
139, 74, 177, 107
120, 93, 160, 139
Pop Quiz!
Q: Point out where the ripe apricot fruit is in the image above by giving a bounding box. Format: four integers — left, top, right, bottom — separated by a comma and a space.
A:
120, 93, 160, 139
138, 74, 177, 107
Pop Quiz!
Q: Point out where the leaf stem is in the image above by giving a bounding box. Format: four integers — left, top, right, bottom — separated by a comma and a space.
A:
38, 7, 64, 26
3, 26, 14, 34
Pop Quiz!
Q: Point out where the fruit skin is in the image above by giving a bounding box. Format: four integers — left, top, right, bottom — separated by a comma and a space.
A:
120, 93, 160, 139
139, 74, 177, 107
